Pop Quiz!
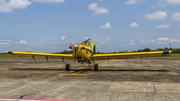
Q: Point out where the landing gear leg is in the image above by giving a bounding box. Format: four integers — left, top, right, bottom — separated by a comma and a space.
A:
65, 59, 75, 71
88, 58, 97, 72
94, 64, 98, 72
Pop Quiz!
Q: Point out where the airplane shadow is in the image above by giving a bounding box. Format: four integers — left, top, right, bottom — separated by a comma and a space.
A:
95, 69, 169, 72
7, 68, 80, 71
7, 68, 170, 73
74, 69, 170, 74
79, 69, 169, 72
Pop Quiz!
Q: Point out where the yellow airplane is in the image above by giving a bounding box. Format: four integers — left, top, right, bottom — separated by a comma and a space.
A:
6, 38, 172, 71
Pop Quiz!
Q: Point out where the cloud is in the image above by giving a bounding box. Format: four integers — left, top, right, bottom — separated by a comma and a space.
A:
163, 0, 180, 4
130, 42, 135, 45
84, 37, 89, 40
157, 37, 180, 43
94, 38, 109, 45
150, 5, 156, 8
144, 10, 168, 20
19, 40, 28, 44
158, 37, 169, 41
105, 38, 109, 41
171, 12, 180, 21
97, 39, 105, 44
158, 41, 166, 44
0, 40, 11, 44
0, 0, 31, 13
66, 9, 70, 12
72, 33, 76, 38
139, 37, 180, 45
32, 0, 64, 3
158, 3, 167, 7
124, 0, 136, 5
140, 39, 156, 44
150, 39, 155, 43
129, 22, 139, 28
156, 24, 170, 29
40, 20, 43, 23
61, 36, 67, 40
88, 3, 109, 15
99, 22, 112, 29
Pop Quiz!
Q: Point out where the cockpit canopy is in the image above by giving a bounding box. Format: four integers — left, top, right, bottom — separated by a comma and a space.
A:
73, 38, 91, 46
82, 38, 91, 46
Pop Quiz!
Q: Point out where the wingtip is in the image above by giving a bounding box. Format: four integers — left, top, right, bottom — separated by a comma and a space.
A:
6, 51, 13, 54
169, 50, 172, 53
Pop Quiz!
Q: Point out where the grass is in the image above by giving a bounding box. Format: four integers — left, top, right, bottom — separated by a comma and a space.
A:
0, 53, 180, 58
159, 53, 180, 58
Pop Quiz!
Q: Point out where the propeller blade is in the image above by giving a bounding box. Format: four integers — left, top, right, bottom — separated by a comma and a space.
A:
70, 43, 74, 46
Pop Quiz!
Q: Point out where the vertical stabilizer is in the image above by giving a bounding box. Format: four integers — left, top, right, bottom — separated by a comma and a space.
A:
92, 42, 96, 54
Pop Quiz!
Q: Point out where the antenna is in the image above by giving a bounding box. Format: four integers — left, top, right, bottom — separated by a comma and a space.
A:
170, 43, 171, 49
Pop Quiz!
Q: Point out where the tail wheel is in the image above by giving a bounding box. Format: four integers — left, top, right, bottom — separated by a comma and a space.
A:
65, 63, 70, 71
94, 64, 98, 72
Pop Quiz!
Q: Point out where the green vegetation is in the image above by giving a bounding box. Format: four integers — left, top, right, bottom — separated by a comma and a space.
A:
158, 47, 180, 53
159, 53, 180, 58
55, 50, 73, 54
0, 54, 20, 58
0, 54, 30, 58
137, 47, 180, 53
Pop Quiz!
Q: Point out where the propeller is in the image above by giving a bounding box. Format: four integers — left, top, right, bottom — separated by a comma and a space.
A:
63, 39, 79, 57
69, 43, 79, 57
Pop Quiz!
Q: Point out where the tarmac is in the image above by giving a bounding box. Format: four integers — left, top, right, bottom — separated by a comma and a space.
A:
0, 58, 180, 101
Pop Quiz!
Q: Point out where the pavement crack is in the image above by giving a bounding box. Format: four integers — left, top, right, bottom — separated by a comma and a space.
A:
153, 84, 157, 93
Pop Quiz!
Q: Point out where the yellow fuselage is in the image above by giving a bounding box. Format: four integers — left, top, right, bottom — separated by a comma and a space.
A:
72, 44, 93, 62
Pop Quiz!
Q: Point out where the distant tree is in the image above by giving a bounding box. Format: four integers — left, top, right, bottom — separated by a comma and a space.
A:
141, 48, 151, 52
55, 50, 73, 54
96, 51, 101, 54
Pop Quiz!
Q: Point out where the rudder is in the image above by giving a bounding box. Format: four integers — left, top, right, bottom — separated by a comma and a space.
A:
92, 42, 96, 54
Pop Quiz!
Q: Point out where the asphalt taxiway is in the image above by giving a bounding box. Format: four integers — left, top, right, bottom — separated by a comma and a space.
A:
0, 58, 180, 101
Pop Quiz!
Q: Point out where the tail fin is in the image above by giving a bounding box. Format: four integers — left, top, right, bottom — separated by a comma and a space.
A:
92, 42, 96, 54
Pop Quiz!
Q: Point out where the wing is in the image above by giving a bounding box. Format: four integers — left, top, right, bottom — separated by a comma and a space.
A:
6, 51, 74, 59
90, 51, 172, 60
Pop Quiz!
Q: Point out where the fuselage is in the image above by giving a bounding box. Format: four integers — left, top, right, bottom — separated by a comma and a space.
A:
73, 44, 92, 61
69, 39, 96, 62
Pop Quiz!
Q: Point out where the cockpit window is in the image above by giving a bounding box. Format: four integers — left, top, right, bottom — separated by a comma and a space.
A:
88, 42, 91, 46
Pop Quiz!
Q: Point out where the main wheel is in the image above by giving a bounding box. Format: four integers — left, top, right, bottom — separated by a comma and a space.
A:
65, 63, 70, 71
94, 64, 98, 72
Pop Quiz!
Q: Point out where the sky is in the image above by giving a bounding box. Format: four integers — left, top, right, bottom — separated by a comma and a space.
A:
0, 0, 180, 53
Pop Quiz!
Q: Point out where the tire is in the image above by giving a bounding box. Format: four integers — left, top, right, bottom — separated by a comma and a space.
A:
94, 64, 98, 72
65, 63, 70, 71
